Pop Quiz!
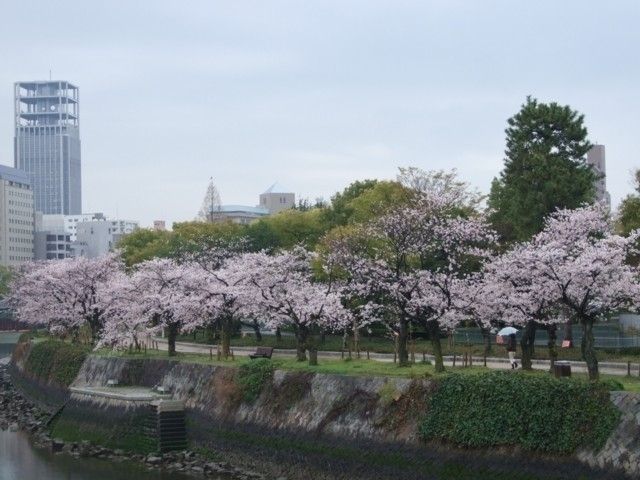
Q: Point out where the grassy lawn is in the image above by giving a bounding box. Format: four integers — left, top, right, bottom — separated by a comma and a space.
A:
94, 348, 640, 391
177, 331, 640, 363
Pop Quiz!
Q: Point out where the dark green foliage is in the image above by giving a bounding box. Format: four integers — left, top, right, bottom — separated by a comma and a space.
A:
489, 97, 595, 242
25, 340, 90, 386
420, 372, 619, 453
617, 169, 640, 240
236, 359, 274, 403
598, 378, 625, 392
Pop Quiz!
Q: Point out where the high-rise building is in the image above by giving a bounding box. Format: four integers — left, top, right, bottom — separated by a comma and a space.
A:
586, 144, 611, 207
14, 80, 81, 215
0, 165, 35, 267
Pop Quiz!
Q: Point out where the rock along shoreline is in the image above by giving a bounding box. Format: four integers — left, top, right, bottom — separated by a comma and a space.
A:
0, 362, 273, 480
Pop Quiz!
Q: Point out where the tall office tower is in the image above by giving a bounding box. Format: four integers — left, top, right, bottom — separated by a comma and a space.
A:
586, 144, 611, 207
14, 80, 81, 215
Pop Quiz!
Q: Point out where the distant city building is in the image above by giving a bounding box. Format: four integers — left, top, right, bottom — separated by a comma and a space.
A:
212, 205, 269, 225
0, 165, 35, 267
153, 220, 166, 231
34, 231, 72, 260
40, 212, 106, 241
259, 182, 295, 214
586, 144, 611, 207
73, 219, 139, 258
14, 80, 81, 215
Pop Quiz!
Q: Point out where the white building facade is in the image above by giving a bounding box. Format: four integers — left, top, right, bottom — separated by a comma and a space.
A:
40, 212, 106, 241
73, 219, 139, 258
0, 165, 35, 267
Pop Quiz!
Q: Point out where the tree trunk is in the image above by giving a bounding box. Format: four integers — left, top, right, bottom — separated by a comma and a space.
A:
353, 319, 360, 359
520, 320, 537, 370
252, 320, 262, 342
547, 324, 558, 372
581, 318, 599, 381
307, 326, 319, 366
220, 317, 232, 359
427, 321, 445, 373
308, 347, 318, 366
275, 327, 282, 343
89, 314, 102, 346
294, 325, 308, 361
205, 322, 216, 345
397, 317, 410, 366
563, 319, 573, 347
481, 327, 492, 356
167, 323, 178, 356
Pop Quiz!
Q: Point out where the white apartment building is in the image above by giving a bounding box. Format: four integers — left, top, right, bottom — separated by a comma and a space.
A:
259, 182, 295, 214
0, 165, 35, 267
73, 219, 139, 258
40, 212, 106, 241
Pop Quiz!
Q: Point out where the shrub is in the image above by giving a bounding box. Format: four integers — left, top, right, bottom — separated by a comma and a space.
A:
598, 378, 625, 391
420, 371, 620, 453
236, 359, 274, 403
25, 340, 90, 386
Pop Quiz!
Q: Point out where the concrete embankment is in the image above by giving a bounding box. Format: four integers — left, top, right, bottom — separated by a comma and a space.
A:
9, 343, 639, 480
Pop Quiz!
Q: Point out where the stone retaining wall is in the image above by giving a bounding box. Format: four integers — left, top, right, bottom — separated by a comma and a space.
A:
13, 352, 640, 479
577, 392, 640, 476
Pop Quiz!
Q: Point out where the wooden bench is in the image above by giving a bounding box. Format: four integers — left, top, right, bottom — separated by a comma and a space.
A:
249, 346, 273, 360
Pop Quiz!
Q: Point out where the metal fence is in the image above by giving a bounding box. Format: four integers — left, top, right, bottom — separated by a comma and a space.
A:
452, 324, 640, 350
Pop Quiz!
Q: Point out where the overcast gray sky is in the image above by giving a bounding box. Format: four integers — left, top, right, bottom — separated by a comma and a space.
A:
1, 1, 638, 227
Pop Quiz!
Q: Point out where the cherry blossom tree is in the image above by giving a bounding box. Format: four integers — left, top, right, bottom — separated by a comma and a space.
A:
123, 258, 202, 356
247, 248, 351, 363
9, 254, 123, 343
330, 189, 497, 370
183, 253, 257, 358
477, 246, 564, 370
524, 204, 640, 380
97, 271, 151, 350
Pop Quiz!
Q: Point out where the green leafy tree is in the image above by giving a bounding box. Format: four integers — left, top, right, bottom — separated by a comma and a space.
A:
0, 266, 12, 297
488, 97, 595, 242
117, 229, 175, 266
322, 179, 379, 227
346, 181, 412, 224
617, 169, 640, 236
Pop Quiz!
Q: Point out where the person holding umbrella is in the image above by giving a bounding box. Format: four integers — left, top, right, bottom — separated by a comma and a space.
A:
497, 326, 519, 369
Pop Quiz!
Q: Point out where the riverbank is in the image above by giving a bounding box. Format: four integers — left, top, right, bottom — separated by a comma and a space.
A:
6, 336, 637, 480
0, 362, 265, 479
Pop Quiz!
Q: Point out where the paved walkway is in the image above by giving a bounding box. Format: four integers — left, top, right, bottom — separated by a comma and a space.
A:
153, 338, 638, 377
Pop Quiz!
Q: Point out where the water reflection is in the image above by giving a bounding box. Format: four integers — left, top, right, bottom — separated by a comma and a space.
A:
0, 429, 192, 480
1, 333, 191, 480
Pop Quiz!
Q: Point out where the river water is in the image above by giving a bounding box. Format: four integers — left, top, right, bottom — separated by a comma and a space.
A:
0, 332, 190, 480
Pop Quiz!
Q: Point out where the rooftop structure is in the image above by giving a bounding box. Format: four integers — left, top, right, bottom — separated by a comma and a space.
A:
259, 182, 295, 214
212, 205, 269, 225
14, 80, 82, 214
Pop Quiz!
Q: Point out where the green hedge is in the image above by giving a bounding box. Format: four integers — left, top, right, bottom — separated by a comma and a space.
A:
420, 372, 619, 453
25, 340, 90, 387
